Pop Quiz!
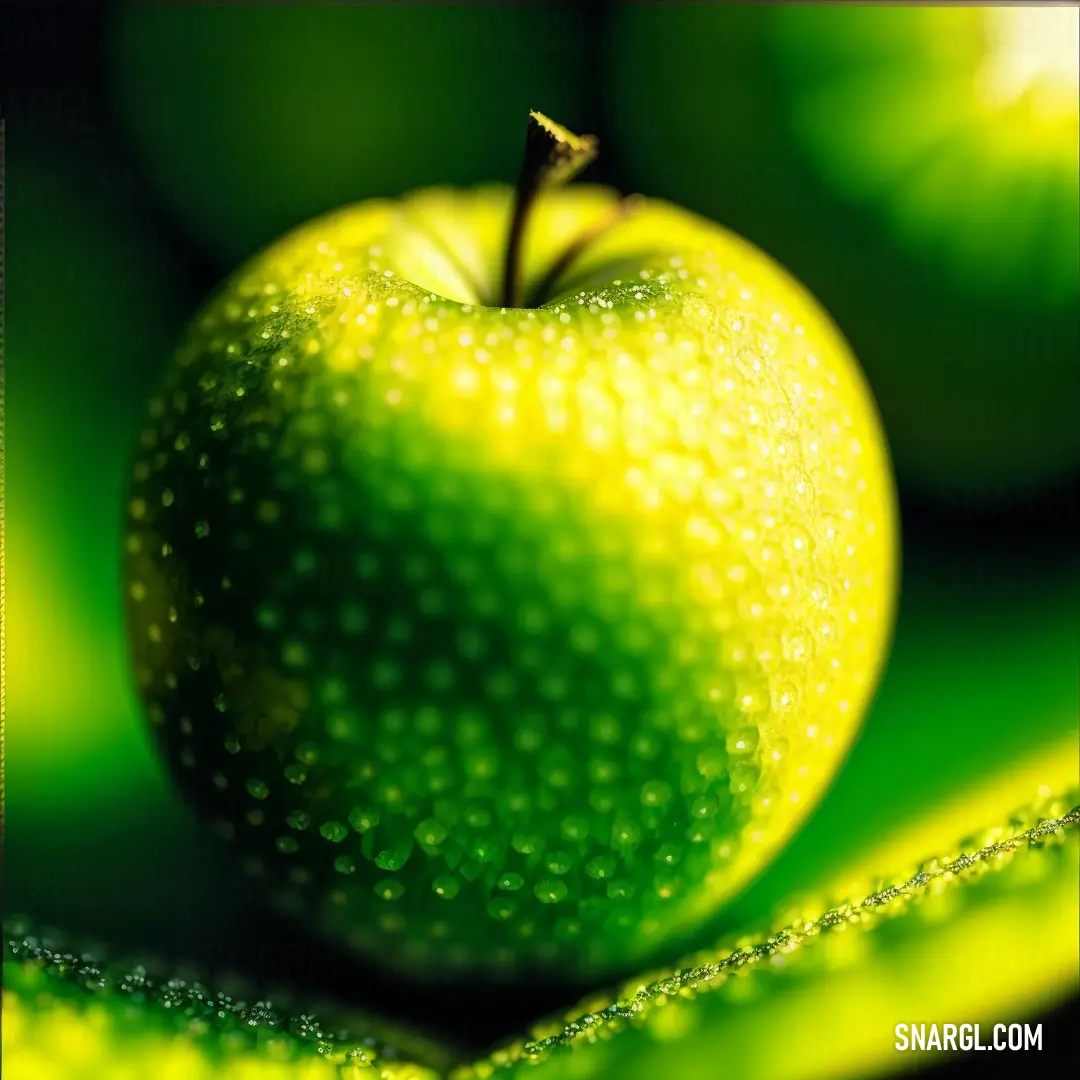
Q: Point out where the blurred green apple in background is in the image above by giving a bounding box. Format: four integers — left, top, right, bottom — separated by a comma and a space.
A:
605, 4, 1080, 501
4, 127, 234, 949
775, 5, 1079, 307
123, 118, 896, 979
105, 3, 586, 265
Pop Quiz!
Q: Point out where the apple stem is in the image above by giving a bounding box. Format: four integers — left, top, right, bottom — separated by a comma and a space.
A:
500, 111, 598, 309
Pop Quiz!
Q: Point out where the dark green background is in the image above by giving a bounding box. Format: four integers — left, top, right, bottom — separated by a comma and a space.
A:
3, 4, 1077, 1073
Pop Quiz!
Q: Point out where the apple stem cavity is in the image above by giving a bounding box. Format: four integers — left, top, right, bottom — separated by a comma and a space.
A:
525, 193, 645, 307
500, 111, 598, 309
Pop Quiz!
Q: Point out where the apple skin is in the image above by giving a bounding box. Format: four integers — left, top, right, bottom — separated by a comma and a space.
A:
124, 183, 897, 977
106, 4, 585, 265
604, 4, 1080, 501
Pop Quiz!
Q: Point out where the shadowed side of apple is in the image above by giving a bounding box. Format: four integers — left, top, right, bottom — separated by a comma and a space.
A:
123, 114, 897, 980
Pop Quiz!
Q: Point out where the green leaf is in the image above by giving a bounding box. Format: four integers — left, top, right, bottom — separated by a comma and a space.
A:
2, 922, 455, 1080
456, 770, 1079, 1079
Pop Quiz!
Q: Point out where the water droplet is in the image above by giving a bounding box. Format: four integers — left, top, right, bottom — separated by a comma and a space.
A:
375, 847, 407, 871
655, 842, 683, 866
554, 918, 582, 942
586, 855, 616, 880
695, 747, 727, 779
245, 778, 269, 800
534, 879, 568, 904
282, 641, 310, 668
295, 742, 320, 765
589, 787, 616, 814
255, 603, 282, 630
348, 806, 380, 832
414, 819, 448, 847
560, 815, 590, 842
726, 726, 761, 755
293, 549, 317, 575
729, 760, 761, 797
641, 779, 672, 807
611, 819, 642, 849
326, 710, 359, 741
513, 714, 546, 753
545, 851, 573, 875
630, 732, 661, 760
415, 706, 442, 736
463, 805, 492, 829
375, 878, 405, 900
511, 831, 541, 855
432, 874, 460, 899
487, 898, 517, 920
340, 603, 368, 634
284, 763, 307, 784
319, 820, 348, 843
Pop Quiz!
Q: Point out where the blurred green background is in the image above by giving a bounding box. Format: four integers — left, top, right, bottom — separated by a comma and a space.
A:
3, 3, 1078, 1073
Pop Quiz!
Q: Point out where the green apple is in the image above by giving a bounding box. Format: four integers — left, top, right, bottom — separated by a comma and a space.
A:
2, 921, 450, 1080
106, 3, 585, 264
605, 4, 1080, 500
774, 5, 1079, 307
125, 115, 897, 978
